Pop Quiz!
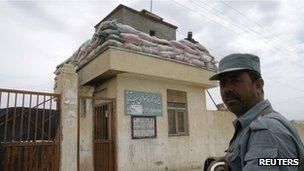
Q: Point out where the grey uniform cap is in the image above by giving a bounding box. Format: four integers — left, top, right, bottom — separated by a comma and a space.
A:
209, 53, 261, 80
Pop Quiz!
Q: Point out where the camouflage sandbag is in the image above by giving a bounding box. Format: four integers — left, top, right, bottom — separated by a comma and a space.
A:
138, 32, 157, 43
117, 23, 140, 35
123, 43, 142, 52
87, 48, 98, 59
190, 59, 205, 67
121, 33, 142, 46
105, 34, 124, 42
80, 39, 91, 51
96, 20, 117, 32
99, 39, 123, 49
100, 29, 120, 36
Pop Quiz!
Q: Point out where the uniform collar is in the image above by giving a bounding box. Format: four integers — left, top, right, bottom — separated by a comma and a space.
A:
232, 99, 271, 129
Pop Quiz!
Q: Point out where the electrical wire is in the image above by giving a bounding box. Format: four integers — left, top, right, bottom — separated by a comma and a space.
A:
171, 0, 304, 68
193, 0, 304, 67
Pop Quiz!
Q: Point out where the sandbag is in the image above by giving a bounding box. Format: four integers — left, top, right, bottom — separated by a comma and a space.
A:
179, 39, 197, 49
170, 40, 186, 49
100, 29, 120, 36
105, 34, 124, 42
160, 51, 178, 59
205, 62, 217, 70
117, 23, 140, 35
184, 45, 200, 55
211, 60, 218, 65
183, 56, 190, 63
153, 36, 170, 45
157, 44, 173, 51
123, 43, 142, 52
185, 52, 201, 60
141, 39, 157, 47
172, 47, 184, 54
96, 20, 117, 32
80, 39, 91, 51
142, 46, 160, 55
100, 39, 123, 49
195, 43, 207, 52
190, 59, 205, 67
121, 33, 142, 45
138, 32, 157, 43
174, 54, 185, 61
87, 48, 97, 59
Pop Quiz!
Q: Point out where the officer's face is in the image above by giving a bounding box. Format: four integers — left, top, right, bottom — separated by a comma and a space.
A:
219, 71, 261, 117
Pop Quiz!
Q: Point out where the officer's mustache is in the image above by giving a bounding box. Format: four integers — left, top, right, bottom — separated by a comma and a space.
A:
223, 92, 241, 103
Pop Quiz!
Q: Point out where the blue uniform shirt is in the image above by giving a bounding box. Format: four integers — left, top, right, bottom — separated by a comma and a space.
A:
226, 100, 304, 171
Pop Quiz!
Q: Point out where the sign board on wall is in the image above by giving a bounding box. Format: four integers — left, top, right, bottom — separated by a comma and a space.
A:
124, 90, 162, 116
131, 116, 156, 139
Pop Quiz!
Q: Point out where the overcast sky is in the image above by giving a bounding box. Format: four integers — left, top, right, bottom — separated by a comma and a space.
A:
0, 0, 303, 120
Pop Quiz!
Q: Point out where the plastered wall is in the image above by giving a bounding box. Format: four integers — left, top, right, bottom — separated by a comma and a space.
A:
114, 73, 234, 171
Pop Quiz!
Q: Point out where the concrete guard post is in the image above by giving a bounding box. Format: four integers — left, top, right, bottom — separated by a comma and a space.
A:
54, 64, 78, 171
78, 86, 95, 171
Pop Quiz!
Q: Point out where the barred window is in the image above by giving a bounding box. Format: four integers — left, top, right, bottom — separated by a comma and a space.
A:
167, 90, 189, 136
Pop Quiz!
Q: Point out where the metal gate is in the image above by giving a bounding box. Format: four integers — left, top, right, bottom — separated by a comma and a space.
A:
0, 88, 60, 171
79, 96, 115, 171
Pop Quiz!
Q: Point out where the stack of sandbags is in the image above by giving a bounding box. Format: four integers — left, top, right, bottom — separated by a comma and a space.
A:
55, 20, 218, 74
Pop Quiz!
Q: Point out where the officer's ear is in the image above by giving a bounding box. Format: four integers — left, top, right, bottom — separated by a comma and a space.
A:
255, 78, 264, 95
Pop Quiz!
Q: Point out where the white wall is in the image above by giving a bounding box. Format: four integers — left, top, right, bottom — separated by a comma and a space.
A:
115, 73, 234, 171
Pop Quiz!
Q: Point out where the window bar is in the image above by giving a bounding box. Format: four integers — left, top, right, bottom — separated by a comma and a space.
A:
105, 104, 108, 140
174, 109, 178, 134
48, 97, 52, 141
27, 94, 32, 141
102, 104, 105, 140
34, 95, 39, 141
98, 105, 101, 140
19, 93, 25, 141
12, 93, 18, 141
101, 104, 103, 140
4, 92, 10, 142
94, 104, 97, 140
41, 95, 46, 141
0, 91, 2, 108
108, 103, 112, 141
56, 97, 61, 143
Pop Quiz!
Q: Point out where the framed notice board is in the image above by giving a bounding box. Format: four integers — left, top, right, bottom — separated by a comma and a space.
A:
131, 116, 156, 139
124, 90, 163, 116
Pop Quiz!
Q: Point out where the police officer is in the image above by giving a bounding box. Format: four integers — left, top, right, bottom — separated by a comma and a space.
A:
209, 53, 304, 171
185, 31, 198, 44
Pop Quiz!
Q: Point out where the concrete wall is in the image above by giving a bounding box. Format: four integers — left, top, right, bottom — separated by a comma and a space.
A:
121, 8, 176, 40
114, 73, 234, 171
78, 86, 95, 171
100, 7, 176, 40
54, 64, 78, 171
206, 111, 235, 157
291, 120, 304, 142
